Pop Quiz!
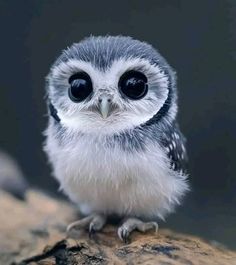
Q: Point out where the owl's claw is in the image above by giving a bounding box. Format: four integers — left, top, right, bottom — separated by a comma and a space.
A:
66, 214, 106, 238
88, 224, 96, 239
118, 218, 158, 243
118, 226, 130, 244
88, 214, 106, 238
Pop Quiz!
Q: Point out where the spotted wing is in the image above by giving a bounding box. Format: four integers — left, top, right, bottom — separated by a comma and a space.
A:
160, 123, 188, 173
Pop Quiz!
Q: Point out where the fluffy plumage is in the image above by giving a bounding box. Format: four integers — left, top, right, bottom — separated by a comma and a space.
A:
44, 36, 189, 226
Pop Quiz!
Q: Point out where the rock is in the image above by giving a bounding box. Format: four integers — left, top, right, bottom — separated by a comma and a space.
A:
0, 190, 235, 265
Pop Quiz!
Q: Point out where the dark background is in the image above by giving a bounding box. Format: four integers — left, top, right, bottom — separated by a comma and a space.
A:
0, 0, 235, 249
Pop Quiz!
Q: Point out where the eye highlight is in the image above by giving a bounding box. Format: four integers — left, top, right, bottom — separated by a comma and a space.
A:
68, 72, 93, 102
118, 70, 148, 100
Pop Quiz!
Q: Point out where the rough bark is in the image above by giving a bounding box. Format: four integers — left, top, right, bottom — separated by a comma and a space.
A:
0, 190, 235, 265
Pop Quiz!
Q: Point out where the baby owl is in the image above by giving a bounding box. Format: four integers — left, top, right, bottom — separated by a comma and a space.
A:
44, 36, 189, 242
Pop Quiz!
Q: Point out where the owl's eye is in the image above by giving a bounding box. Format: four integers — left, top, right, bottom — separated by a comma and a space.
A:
118, 70, 148, 100
68, 72, 93, 102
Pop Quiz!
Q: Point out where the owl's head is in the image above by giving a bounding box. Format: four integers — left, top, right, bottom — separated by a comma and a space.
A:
47, 36, 177, 134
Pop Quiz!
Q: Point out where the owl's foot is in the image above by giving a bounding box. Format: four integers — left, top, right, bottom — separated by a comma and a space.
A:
66, 214, 106, 238
118, 218, 158, 243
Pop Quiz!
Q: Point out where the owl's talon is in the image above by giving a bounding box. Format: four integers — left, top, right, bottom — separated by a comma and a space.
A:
118, 218, 158, 243
66, 215, 93, 234
123, 230, 130, 244
118, 226, 130, 243
89, 224, 96, 239
66, 214, 106, 237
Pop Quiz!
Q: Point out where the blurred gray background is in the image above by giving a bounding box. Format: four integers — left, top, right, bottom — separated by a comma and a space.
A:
0, 0, 235, 249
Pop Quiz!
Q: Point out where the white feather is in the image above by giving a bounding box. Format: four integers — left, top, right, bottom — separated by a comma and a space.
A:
44, 121, 188, 220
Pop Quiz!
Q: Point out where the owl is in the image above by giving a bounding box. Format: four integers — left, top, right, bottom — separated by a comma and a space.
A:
44, 36, 189, 242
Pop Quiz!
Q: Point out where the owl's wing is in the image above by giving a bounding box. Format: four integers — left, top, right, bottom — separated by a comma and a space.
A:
160, 122, 188, 173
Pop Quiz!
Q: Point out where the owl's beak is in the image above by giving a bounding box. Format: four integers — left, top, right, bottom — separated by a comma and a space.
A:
98, 96, 112, 119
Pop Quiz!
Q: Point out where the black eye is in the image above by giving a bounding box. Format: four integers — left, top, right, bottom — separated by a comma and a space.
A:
118, 70, 148, 100
68, 72, 93, 102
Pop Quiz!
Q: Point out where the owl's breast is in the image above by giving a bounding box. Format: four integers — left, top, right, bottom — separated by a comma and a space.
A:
46, 131, 188, 218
